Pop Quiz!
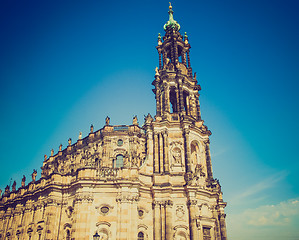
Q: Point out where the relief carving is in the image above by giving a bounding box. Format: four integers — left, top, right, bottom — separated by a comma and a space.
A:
172, 147, 182, 164
176, 205, 185, 220
169, 141, 184, 167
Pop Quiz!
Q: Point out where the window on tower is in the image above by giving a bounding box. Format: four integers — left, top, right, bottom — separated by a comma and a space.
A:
138, 232, 145, 240
169, 87, 178, 113
113, 154, 124, 168
183, 91, 189, 114
203, 226, 212, 240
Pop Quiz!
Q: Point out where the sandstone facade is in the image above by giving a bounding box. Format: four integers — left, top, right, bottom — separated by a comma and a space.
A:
0, 4, 227, 240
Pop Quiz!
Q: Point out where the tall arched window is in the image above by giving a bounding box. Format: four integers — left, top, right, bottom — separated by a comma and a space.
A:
169, 87, 178, 113
138, 232, 144, 240
66, 229, 71, 240
114, 154, 124, 168
183, 91, 190, 114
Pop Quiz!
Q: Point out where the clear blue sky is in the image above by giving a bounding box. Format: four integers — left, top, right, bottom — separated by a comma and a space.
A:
0, 0, 298, 239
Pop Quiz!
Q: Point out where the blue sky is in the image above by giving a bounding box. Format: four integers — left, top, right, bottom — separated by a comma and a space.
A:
0, 0, 298, 239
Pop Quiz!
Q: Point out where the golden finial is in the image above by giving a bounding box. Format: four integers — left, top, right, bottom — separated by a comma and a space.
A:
169, 2, 172, 10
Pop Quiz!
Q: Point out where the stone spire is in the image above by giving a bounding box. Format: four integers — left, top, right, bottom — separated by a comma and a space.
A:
154, 3, 201, 121
163, 2, 180, 31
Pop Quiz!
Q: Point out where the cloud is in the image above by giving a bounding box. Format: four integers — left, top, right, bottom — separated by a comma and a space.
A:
227, 197, 299, 240
244, 198, 299, 226
229, 170, 288, 205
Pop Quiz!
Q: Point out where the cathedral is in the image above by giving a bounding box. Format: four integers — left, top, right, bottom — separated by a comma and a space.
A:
0, 4, 227, 240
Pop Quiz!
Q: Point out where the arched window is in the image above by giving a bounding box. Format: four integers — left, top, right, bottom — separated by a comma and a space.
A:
169, 87, 178, 113
183, 91, 189, 114
114, 154, 124, 168
66, 229, 71, 240
138, 231, 144, 240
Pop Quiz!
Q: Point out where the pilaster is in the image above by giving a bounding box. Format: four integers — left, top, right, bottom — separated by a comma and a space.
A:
154, 133, 159, 173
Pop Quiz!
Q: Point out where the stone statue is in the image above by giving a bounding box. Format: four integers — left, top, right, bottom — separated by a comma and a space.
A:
105, 116, 110, 125
59, 144, 62, 151
155, 67, 160, 76
0, 189, 2, 197
51, 149, 54, 156
90, 124, 94, 133
79, 132, 82, 140
172, 148, 182, 164
68, 138, 72, 146
144, 113, 153, 124
5, 185, 10, 195
12, 181, 16, 191
133, 116, 138, 126
21, 175, 26, 187
44, 154, 47, 161
165, 58, 170, 66
32, 169, 37, 182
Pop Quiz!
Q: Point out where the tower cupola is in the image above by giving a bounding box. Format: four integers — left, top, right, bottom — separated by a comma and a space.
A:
153, 3, 202, 123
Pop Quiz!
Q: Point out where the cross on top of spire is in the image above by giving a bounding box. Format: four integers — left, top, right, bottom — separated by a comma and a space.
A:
163, 2, 181, 31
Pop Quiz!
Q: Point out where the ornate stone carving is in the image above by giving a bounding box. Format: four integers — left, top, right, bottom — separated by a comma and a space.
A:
12, 181, 16, 192
21, 175, 26, 187
65, 206, 73, 218
169, 141, 184, 167
133, 116, 138, 126
187, 199, 197, 206
96, 168, 117, 178
172, 147, 182, 164
74, 194, 93, 203
176, 205, 185, 219
31, 169, 37, 182
105, 116, 110, 125
116, 194, 139, 203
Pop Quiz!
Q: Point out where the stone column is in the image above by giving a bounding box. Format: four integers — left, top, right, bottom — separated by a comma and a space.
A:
159, 133, 164, 173
77, 194, 93, 239
185, 94, 190, 115
219, 213, 227, 240
153, 201, 161, 239
161, 202, 166, 240
195, 94, 201, 120
178, 82, 185, 114
170, 42, 175, 64
204, 140, 213, 179
159, 51, 162, 69
154, 133, 159, 173
188, 200, 198, 240
187, 50, 191, 68
146, 130, 154, 173
175, 88, 180, 113
162, 131, 169, 173
162, 50, 167, 68
164, 84, 170, 113
129, 197, 138, 240
165, 200, 173, 240
117, 194, 138, 240
44, 200, 57, 240
156, 88, 161, 116
183, 128, 191, 173
129, 137, 134, 167
212, 207, 221, 239
174, 41, 179, 63
116, 195, 122, 239
182, 50, 187, 66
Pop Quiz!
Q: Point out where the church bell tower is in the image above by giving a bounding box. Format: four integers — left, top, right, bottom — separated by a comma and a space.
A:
153, 3, 201, 123
143, 3, 228, 239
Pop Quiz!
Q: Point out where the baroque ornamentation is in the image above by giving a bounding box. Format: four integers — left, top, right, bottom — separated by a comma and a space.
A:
176, 205, 185, 219
116, 194, 139, 203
